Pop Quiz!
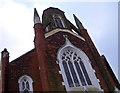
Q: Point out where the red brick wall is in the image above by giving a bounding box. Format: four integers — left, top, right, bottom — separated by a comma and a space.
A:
45, 31, 110, 91
7, 49, 42, 91
4, 30, 116, 92
1, 50, 9, 92
34, 23, 50, 91
81, 29, 115, 91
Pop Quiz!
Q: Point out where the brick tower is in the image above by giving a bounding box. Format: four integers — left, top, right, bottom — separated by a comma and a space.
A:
1, 7, 120, 92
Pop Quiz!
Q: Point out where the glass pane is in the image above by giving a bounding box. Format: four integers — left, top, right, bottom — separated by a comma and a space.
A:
22, 82, 25, 90
26, 81, 30, 90
68, 61, 80, 87
55, 17, 63, 28
55, 19, 59, 27
79, 61, 92, 85
74, 61, 86, 86
62, 61, 74, 87
58, 19, 63, 28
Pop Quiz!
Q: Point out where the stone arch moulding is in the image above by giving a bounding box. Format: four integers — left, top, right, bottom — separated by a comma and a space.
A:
57, 35, 102, 91
18, 75, 33, 93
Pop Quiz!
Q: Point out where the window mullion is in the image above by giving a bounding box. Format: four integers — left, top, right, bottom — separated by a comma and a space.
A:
53, 14, 64, 28
80, 60, 92, 85
62, 60, 74, 87
18, 75, 33, 92
78, 60, 88, 86
66, 61, 76, 87
71, 54, 82, 86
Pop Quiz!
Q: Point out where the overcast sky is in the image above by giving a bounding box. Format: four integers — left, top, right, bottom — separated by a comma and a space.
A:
0, 0, 119, 80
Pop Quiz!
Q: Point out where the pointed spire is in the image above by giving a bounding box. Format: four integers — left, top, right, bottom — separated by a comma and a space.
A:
73, 14, 84, 30
34, 8, 41, 25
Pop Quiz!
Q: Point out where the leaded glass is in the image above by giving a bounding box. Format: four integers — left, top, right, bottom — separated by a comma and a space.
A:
54, 15, 64, 28
62, 60, 74, 87
68, 61, 80, 87
61, 48, 93, 89
74, 61, 86, 86
26, 81, 30, 90
22, 82, 25, 90
79, 60, 92, 85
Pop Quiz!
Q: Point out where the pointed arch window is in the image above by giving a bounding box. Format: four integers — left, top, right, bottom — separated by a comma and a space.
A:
18, 75, 33, 93
53, 15, 65, 28
57, 37, 101, 91
61, 48, 92, 88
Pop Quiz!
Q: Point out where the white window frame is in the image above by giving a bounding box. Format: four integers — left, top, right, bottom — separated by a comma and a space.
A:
18, 75, 33, 93
53, 14, 65, 28
57, 36, 101, 91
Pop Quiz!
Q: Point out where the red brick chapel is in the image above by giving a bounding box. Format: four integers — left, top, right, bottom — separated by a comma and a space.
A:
1, 7, 120, 92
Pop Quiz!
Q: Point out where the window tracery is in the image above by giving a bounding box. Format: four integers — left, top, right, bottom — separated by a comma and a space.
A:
61, 49, 92, 88
18, 75, 33, 93
57, 36, 101, 91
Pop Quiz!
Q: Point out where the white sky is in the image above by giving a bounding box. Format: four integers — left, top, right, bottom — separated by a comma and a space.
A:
0, 0, 119, 80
